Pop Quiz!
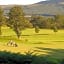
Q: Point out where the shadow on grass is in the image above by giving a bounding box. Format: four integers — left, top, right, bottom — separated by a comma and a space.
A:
52, 41, 64, 42
33, 42, 45, 44
22, 35, 31, 36
0, 50, 64, 64
35, 47, 64, 59
0, 51, 32, 64
34, 34, 49, 36
22, 34, 49, 36
32, 42, 51, 44
0, 36, 17, 40
22, 34, 49, 37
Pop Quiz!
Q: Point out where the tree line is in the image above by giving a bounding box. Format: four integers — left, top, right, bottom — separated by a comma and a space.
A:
0, 5, 64, 38
30, 15, 64, 29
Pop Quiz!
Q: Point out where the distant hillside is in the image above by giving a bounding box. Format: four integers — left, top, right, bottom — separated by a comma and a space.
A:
0, 0, 64, 16
36, 0, 64, 4
23, 0, 64, 15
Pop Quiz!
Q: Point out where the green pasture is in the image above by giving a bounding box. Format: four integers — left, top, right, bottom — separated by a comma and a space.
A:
0, 26, 64, 59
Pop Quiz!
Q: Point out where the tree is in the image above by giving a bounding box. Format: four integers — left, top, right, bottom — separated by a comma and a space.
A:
53, 26, 58, 34
30, 15, 50, 29
47, 18, 54, 29
52, 25, 58, 34
0, 7, 4, 35
8, 6, 31, 39
54, 15, 64, 29
35, 26, 39, 33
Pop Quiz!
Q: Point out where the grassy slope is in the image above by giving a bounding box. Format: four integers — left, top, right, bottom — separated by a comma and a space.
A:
0, 26, 64, 59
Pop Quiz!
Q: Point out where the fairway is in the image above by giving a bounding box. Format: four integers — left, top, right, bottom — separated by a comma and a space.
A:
0, 27, 64, 59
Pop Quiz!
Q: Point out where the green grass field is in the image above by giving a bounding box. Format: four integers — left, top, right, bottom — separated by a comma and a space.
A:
0, 26, 64, 59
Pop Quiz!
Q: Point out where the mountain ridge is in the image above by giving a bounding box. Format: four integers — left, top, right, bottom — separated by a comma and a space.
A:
36, 0, 64, 4
0, 0, 64, 16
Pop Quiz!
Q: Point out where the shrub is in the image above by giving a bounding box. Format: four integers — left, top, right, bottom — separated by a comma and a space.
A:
0, 51, 61, 64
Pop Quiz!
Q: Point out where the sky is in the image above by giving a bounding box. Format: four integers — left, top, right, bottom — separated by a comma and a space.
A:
0, 0, 46, 5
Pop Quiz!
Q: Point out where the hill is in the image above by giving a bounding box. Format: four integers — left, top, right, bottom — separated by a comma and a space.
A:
36, 0, 64, 4
0, 0, 64, 16
23, 0, 64, 15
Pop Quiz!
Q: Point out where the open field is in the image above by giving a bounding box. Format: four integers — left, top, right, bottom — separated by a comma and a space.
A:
0, 26, 64, 59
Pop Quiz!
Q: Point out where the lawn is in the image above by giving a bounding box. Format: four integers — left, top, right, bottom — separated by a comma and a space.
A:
0, 26, 64, 59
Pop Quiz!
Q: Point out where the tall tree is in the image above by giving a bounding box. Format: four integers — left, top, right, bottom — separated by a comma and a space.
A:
0, 7, 4, 35
8, 6, 30, 39
30, 15, 49, 28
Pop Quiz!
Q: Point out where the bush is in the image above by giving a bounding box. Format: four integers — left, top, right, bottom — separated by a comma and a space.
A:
0, 51, 61, 64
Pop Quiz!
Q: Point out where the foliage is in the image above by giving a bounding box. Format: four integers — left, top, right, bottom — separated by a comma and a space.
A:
0, 7, 6, 35
30, 15, 49, 28
35, 26, 39, 33
0, 51, 62, 64
24, 18, 33, 28
30, 15, 64, 29
54, 15, 64, 29
61, 59, 64, 64
53, 26, 58, 33
8, 6, 31, 38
